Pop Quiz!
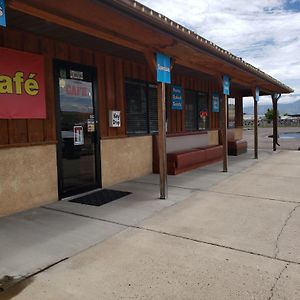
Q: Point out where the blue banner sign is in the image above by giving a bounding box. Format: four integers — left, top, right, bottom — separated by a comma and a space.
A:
255, 87, 260, 102
223, 75, 230, 95
171, 85, 183, 110
0, 0, 6, 27
212, 92, 220, 112
156, 52, 171, 84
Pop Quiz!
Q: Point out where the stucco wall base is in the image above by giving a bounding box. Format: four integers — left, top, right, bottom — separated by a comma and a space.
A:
101, 136, 152, 187
228, 127, 244, 141
0, 145, 58, 217
208, 130, 219, 146
234, 127, 244, 140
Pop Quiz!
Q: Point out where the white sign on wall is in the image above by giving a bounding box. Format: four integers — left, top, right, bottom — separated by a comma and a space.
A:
109, 110, 121, 127
70, 70, 84, 80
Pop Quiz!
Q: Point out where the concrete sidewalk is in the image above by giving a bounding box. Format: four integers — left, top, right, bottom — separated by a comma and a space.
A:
1, 150, 300, 299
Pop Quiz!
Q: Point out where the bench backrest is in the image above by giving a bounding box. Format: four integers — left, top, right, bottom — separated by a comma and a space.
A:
166, 133, 209, 153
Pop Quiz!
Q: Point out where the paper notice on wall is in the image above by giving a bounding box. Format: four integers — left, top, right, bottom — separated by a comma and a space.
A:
109, 111, 121, 127
74, 126, 84, 145
87, 119, 95, 132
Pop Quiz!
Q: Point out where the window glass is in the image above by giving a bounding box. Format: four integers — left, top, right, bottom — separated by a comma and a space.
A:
185, 90, 198, 131
185, 90, 209, 131
125, 80, 158, 135
228, 97, 235, 128
198, 92, 209, 130
148, 84, 158, 133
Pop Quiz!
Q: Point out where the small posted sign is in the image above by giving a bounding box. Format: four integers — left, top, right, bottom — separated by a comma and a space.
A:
171, 86, 183, 110
0, 0, 6, 27
70, 70, 84, 80
87, 119, 95, 132
212, 92, 220, 112
74, 126, 84, 146
223, 75, 230, 95
109, 110, 121, 127
156, 52, 171, 84
255, 87, 260, 102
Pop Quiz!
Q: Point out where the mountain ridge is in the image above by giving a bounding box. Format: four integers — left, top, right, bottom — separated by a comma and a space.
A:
243, 100, 300, 115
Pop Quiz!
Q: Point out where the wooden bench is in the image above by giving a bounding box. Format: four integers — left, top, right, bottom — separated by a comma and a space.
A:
228, 139, 248, 156
153, 132, 223, 175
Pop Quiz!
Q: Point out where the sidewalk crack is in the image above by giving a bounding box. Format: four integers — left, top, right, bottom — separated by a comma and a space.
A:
274, 204, 300, 258
267, 263, 289, 300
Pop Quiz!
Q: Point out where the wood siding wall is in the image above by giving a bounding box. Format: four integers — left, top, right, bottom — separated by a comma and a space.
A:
0, 27, 226, 148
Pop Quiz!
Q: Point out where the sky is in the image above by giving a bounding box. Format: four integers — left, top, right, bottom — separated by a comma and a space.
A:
138, 0, 300, 106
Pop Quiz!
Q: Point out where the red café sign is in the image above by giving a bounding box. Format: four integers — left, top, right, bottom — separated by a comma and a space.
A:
0, 47, 46, 119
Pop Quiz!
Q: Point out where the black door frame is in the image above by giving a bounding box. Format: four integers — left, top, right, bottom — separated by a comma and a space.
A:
54, 60, 101, 199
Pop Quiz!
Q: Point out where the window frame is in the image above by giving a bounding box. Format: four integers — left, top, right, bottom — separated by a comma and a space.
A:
227, 97, 236, 129
125, 79, 158, 136
184, 89, 209, 132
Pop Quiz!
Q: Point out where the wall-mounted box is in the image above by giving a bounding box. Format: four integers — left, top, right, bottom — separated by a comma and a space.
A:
109, 110, 121, 127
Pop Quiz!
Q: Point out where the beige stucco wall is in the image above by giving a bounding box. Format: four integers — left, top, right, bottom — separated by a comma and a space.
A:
0, 145, 58, 217
234, 127, 244, 140
208, 130, 219, 146
228, 127, 244, 141
101, 136, 152, 187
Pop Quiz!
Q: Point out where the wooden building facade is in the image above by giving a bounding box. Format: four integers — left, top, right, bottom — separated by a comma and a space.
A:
0, 0, 292, 217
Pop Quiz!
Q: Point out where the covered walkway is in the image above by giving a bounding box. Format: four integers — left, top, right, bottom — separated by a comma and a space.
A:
0, 0, 294, 218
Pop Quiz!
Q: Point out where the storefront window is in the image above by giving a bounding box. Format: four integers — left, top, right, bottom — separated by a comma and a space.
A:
185, 90, 209, 131
185, 90, 197, 131
198, 92, 209, 130
228, 97, 235, 128
125, 80, 158, 135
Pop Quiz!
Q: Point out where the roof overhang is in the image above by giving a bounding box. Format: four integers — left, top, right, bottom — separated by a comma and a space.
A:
7, 0, 294, 96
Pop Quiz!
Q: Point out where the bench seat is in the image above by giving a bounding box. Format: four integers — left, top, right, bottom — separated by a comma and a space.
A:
164, 145, 223, 175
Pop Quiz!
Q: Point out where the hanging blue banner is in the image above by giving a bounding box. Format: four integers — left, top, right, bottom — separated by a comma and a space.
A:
223, 75, 230, 95
171, 85, 183, 110
255, 87, 260, 102
0, 0, 6, 27
212, 92, 220, 112
156, 52, 171, 84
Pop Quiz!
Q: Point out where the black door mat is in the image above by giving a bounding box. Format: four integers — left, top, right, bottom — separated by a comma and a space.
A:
69, 189, 131, 207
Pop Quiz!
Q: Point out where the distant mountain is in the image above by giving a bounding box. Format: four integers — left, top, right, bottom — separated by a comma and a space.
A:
243, 100, 300, 115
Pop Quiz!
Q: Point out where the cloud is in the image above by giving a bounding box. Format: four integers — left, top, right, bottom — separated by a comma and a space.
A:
139, 0, 300, 104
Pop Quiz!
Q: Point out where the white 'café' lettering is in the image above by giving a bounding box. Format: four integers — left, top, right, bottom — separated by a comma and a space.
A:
0, 72, 39, 96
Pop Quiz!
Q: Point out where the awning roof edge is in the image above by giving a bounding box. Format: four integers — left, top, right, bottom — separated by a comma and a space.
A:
104, 0, 294, 94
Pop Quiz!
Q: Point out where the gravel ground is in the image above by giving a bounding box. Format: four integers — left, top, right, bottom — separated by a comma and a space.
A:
243, 126, 300, 151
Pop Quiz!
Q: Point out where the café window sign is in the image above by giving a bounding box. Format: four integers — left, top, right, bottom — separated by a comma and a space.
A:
0, 47, 46, 119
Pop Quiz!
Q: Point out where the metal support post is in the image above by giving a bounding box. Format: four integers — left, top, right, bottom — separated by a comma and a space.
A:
254, 99, 258, 159
272, 94, 281, 151
222, 94, 228, 172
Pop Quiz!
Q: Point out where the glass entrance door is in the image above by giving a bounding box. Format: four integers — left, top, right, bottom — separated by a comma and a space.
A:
56, 62, 100, 198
